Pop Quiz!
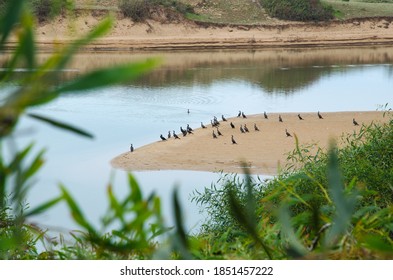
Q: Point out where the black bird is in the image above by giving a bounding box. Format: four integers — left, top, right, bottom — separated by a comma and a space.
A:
182, 130, 187, 137
242, 112, 247, 118
173, 131, 180, 139
212, 130, 217, 139
254, 123, 260, 131
168, 130, 171, 138
244, 124, 249, 133
160, 134, 167, 141
279, 115, 283, 122
353, 118, 359, 126
222, 115, 227, 122
237, 110, 241, 117
201, 122, 207, 129
240, 125, 245, 133
318, 111, 323, 119
217, 127, 223, 136
180, 126, 187, 134
187, 109, 190, 114
187, 124, 193, 132
213, 116, 220, 126
130, 144, 134, 152
285, 129, 292, 137
230, 122, 235, 129
264, 111, 268, 119
231, 135, 237, 144
298, 114, 304, 120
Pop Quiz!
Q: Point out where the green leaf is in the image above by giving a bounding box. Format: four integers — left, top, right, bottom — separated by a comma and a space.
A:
27, 113, 93, 139
227, 183, 273, 259
24, 195, 63, 217
325, 144, 357, 246
55, 59, 160, 94
278, 206, 308, 257
0, 0, 25, 47
60, 184, 95, 233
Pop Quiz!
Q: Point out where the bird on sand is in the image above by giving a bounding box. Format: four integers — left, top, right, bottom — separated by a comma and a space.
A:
244, 124, 249, 133
217, 127, 223, 136
130, 144, 134, 152
187, 124, 193, 132
242, 111, 247, 118
240, 125, 245, 133
264, 111, 268, 119
279, 115, 283, 122
168, 130, 171, 138
353, 118, 359, 126
254, 123, 260, 131
173, 131, 180, 139
160, 134, 167, 141
231, 135, 237, 144
285, 129, 292, 137
237, 110, 241, 117
222, 115, 227, 121
318, 111, 323, 119
298, 114, 304, 120
230, 122, 235, 129
212, 130, 217, 139
201, 122, 207, 129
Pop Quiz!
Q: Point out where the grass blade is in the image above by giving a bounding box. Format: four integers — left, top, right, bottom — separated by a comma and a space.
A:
27, 113, 93, 139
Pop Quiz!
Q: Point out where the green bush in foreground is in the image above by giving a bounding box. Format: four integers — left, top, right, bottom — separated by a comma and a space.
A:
193, 113, 393, 259
260, 0, 334, 21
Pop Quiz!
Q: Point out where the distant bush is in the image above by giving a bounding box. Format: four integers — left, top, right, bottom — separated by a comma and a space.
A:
119, 0, 194, 22
119, 0, 150, 22
260, 0, 334, 21
30, 0, 73, 23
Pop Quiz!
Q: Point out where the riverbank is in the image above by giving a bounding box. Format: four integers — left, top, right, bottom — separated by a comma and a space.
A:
111, 111, 388, 175
5, 15, 392, 51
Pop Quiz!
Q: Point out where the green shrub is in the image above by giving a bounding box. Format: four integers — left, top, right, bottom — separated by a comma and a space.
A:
260, 0, 334, 21
119, 0, 151, 22
119, 0, 195, 22
30, 0, 73, 23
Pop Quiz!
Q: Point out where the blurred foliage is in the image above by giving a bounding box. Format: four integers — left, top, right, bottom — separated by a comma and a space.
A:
193, 112, 393, 259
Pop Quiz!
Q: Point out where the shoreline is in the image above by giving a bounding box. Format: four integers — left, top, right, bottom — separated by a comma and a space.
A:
5, 17, 393, 51
111, 111, 389, 175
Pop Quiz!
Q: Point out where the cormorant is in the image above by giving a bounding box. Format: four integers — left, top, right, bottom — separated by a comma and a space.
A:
244, 124, 249, 133
254, 123, 260, 131
285, 129, 292, 137
298, 114, 304, 120
173, 131, 180, 139
242, 112, 247, 118
130, 144, 134, 152
353, 118, 359, 126
160, 134, 167, 141
231, 135, 237, 144
318, 111, 323, 119
222, 115, 227, 121
212, 130, 217, 139
237, 110, 241, 117
217, 128, 223, 136
201, 122, 207, 129
240, 125, 245, 133
264, 111, 268, 119
230, 122, 235, 129
279, 115, 283, 122
168, 130, 171, 138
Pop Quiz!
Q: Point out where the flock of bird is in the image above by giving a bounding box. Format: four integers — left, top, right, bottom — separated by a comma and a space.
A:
129, 110, 361, 152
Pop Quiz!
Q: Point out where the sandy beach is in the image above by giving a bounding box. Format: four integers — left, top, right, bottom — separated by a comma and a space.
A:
4, 15, 392, 51
111, 111, 389, 175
